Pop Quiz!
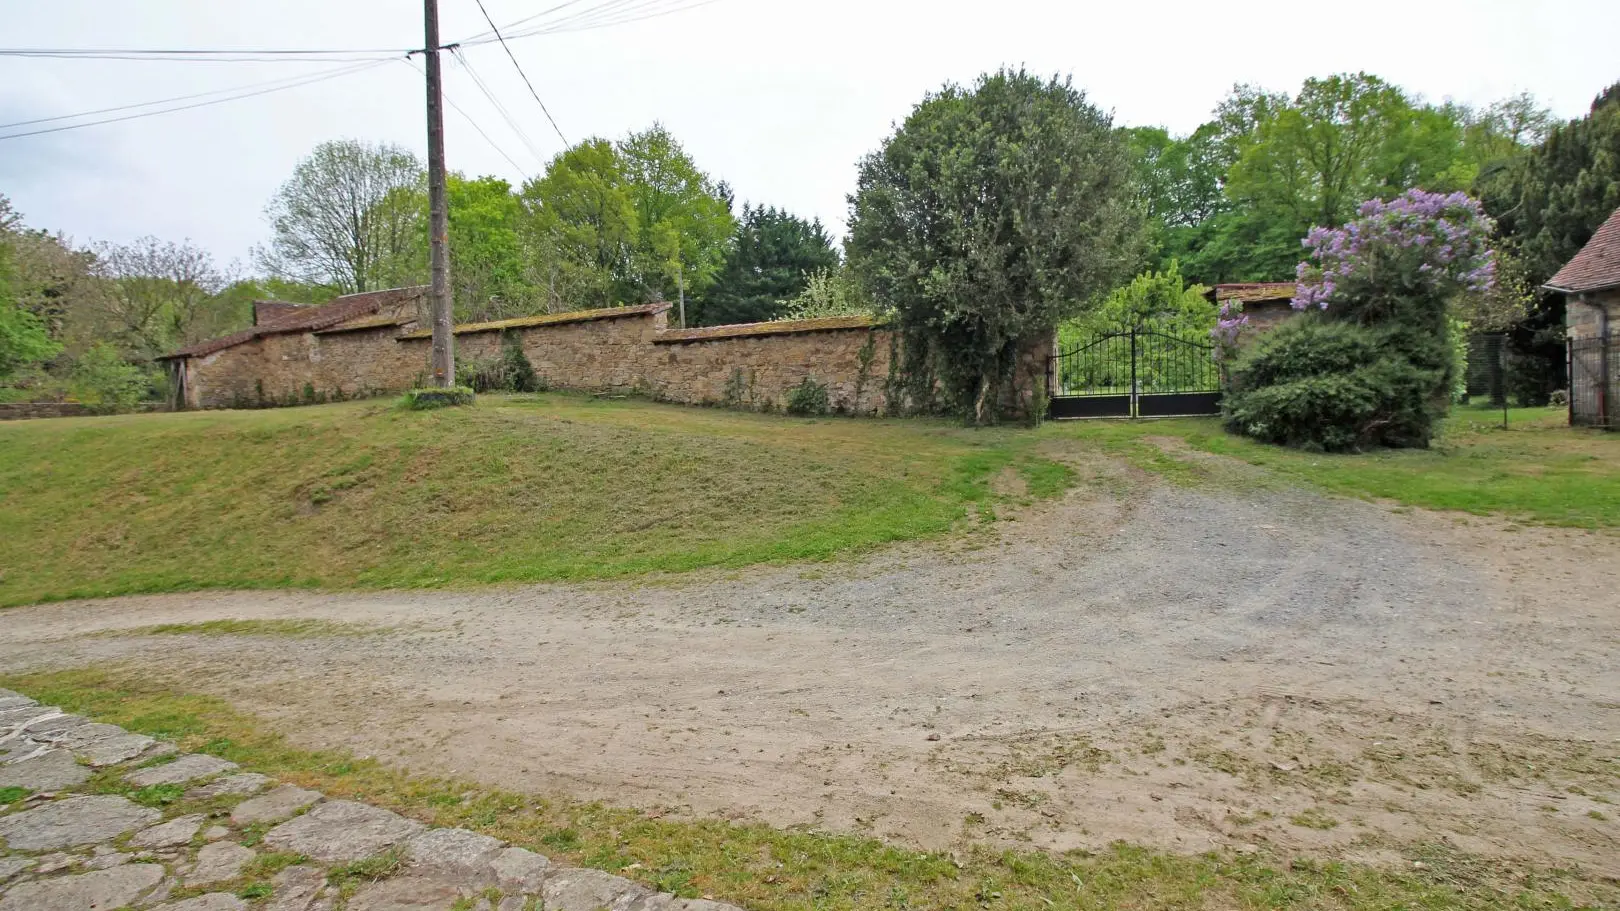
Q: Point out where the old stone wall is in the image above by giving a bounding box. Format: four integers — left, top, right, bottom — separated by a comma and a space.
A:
1568, 290, 1617, 341
181, 305, 1047, 419
186, 326, 427, 409
647, 325, 894, 414
0, 402, 167, 421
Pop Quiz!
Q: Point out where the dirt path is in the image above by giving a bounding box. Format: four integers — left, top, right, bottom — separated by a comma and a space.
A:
3, 452, 1617, 877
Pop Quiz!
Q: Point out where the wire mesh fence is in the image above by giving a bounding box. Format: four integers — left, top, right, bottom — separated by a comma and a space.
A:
1569, 335, 1618, 430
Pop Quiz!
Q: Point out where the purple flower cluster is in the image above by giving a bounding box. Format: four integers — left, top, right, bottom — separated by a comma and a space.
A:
1210, 300, 1250, 359
1292, 189, 1498, 312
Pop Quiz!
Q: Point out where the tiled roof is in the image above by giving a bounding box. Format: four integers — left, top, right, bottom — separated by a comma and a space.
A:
1546, 206, 1620, 293
1206, 282, 1297, 303
162, 287, 427, 359
397, 302, 671, 339
654, 315, 880, 344
312, 314, 416, 335
252, 300, 309, 326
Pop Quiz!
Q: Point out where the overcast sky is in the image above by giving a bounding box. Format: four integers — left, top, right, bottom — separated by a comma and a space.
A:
3, 0, 1618, 270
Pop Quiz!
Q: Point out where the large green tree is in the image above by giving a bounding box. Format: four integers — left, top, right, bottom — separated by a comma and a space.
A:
0, 199, 61, 381
1484, 82, 1620, 402
697, 204, 839, 326
1150, 74, 1520, 285
444, 175, 531, 322
618, 124, 736, 305
519, 138, 638, 310
520, 126, 734, 312
847, 68, 1146, 423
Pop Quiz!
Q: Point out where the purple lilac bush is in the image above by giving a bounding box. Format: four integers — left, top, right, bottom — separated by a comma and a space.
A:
1292, 189, 1497, 313
1222, 189, 1502, 451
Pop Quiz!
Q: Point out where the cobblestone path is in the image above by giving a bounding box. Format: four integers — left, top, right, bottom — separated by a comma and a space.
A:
0, 689, 742, 910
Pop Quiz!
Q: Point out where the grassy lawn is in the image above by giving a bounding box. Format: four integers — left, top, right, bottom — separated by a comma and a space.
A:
1045, 404, 1620, 528
0, 394, 1070, 608
4, 666, 1612, 911
3, 395, 1614, 609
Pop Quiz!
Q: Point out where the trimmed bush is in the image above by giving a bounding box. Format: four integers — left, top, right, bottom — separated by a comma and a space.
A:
1224, 318, 1446, 451
401, 386, 475, 410
1227, 190, 1499, 451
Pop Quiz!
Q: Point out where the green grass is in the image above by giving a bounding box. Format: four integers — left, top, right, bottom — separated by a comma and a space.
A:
1044, 405, 1620, 528
98, 619, 382, 638
0, 786, 30, 804
4, 666, 1613, 911
0, 393, 1069, 608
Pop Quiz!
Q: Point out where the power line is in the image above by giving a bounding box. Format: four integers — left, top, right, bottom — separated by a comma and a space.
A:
456, 0, 594, 45
401, 57, 530, 179
449, 47, 550, 167
0, 61, 395, 131
0, 46, 411, 58
457, 0, 723, 46
0, 52, 398, 64
0, 58, 394, 141
469, 0, 568, 147
533, 0, 724, 35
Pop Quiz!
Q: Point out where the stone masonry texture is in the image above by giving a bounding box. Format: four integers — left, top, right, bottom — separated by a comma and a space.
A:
175, 302, 1050, 420
0, 687, 745, 910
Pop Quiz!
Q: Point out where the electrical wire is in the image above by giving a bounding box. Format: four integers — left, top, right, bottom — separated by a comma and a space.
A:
0, 60, 397, 131
0, 51, 399, 64
400, 57, 531, 179
0, 58, 394, 141
456, 0, 594, 45
528, 0, 723, 35
0, 46, 411, 58
457, 0, 723, 46
449, 47, 550, 166
469, 0, 567, 147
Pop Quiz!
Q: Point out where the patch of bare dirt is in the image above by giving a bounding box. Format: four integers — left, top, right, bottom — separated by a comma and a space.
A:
2, 443, 1616, 876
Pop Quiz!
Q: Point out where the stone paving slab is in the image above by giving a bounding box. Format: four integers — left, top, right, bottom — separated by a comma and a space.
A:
160, 893, 249, 911
0, 748, 90, 791
186, 771, 272, 800
131, 813, 207, 849
262, 799, 425, 863
230, 783, 321, 825
127, 753, 238, 787
45, 722, 155, 766
0, 862, 165, 911
0, 694, 747, 911
0, 794, 160, 851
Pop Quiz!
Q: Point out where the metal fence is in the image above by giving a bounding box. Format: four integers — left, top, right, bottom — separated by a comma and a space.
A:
1464, 333, 1508, 407
1569, 335, 1618, 430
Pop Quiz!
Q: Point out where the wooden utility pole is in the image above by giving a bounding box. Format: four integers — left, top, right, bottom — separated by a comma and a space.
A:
424, 0, 454, 387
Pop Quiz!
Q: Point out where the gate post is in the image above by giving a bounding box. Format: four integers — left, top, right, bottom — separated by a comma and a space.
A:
1129, 326, 1138, 418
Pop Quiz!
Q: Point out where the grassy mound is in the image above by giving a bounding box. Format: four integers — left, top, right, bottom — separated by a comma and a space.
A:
0, 394, 1069, 607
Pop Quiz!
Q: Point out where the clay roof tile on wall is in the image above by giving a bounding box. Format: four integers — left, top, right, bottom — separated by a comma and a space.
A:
161, 287, 427, 359
1205, 282, 1297, 304
396, 302, 671, 339
1546, 206, 1620, 294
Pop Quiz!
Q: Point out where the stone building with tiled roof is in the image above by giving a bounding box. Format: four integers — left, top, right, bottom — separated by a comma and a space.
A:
1545, 205, 1620, 428
158, 286, 430, 409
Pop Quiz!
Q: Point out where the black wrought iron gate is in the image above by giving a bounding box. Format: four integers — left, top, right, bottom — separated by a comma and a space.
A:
1047, 328, 1223, 419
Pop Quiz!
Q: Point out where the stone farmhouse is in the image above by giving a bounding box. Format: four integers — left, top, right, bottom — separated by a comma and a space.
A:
159, 288, 1048, 418
1546, 204, 1620, 428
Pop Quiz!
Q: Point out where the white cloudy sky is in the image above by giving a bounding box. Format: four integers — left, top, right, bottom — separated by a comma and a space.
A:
3, 0, 1618, 268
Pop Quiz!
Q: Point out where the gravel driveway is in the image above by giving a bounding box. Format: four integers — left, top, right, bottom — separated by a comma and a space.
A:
3, 452, 1616, 875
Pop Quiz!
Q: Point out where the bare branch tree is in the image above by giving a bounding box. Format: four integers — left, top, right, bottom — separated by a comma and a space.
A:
257, 139, 426, 294
91, 237, 224, 358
